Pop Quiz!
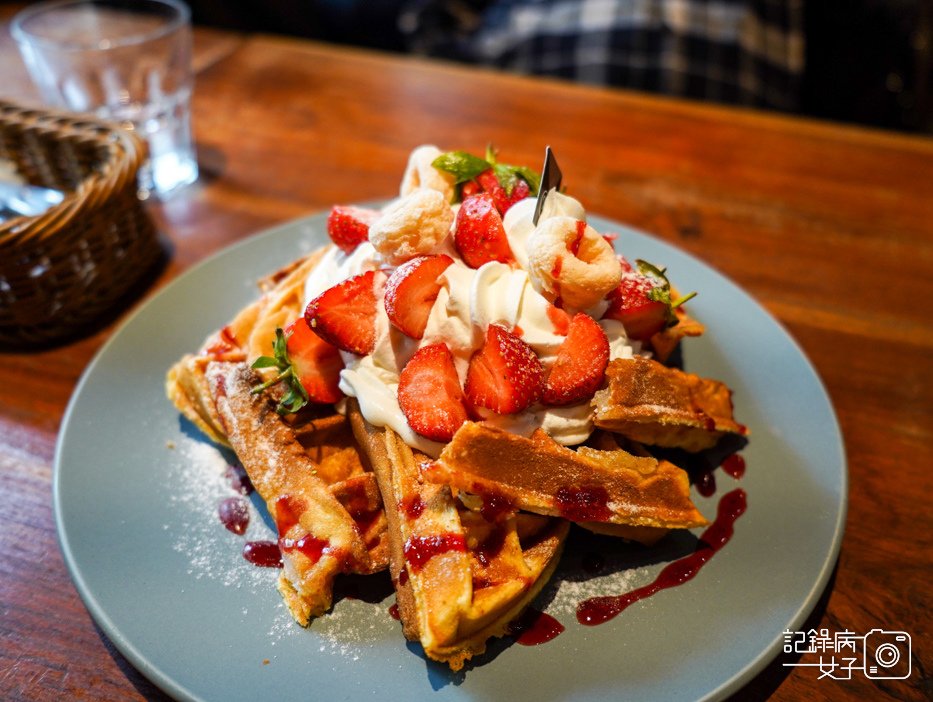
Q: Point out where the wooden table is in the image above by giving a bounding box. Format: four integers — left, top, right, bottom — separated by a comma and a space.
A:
1, 13, 930, 702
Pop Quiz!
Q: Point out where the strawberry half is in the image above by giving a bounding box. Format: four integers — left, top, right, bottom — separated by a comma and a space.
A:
327, 205, 380, 254
542, 313, 609, 406
384, 254, 454, 339
475, 168, 531, 213
453, 193, 515, 269
465, 324, 543, 414
475, 169, 510, 214
398, 343, 469, 442
304, 270, 383, 355
603, 273, 669, 341
284, 318, 344, 404
603, 259, 696, 341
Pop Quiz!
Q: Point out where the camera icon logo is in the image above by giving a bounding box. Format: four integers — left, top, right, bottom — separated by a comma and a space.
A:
863, 629, 911, 679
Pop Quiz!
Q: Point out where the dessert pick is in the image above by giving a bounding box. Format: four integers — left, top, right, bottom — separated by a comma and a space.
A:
532, 146, 563, 226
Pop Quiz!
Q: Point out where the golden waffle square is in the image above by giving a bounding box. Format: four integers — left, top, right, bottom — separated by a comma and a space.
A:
593, 356, 746, 452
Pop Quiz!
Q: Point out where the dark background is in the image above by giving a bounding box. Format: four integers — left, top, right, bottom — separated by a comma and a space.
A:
177, 0, 933, 134
6, 0, 931, 132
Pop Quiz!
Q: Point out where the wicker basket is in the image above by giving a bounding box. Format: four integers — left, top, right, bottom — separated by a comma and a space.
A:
0, 100, 160, 348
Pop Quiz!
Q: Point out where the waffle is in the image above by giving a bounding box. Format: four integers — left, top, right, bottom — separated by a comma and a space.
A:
426, 422, 706, 532
593, 356, 746, 452
649, 306, 705, 363
207, 362, 388, 624
348, 400, 568, 671
165, 249, 325, 444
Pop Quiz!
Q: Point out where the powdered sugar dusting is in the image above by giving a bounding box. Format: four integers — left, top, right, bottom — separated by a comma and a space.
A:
168, 437, 272, 589
543, 549, 652, 620
166, 433, 396, 656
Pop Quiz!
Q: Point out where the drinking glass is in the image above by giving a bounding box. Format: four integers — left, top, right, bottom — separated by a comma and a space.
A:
12, 0, 198, 198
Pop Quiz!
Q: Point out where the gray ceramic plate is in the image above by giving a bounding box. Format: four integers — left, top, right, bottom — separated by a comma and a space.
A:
55, 210, 846, 702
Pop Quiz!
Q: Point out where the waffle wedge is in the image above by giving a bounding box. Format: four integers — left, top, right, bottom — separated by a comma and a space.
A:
593, 356, 746, 452
426, 422, 706, 536
207, 362, 388, 624
348, 400, 568, 671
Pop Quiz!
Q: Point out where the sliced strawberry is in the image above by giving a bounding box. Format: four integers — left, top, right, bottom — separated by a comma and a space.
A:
603, 272, 668, 341
465, 324, 543, 414
284, 318, 344, 404
304, 270, 383, 355
507, 178, 531, 208
398, 343, 469, 442
326, 205, 380, 254
476, 168, 531, 214
460, 180, 482, 199
384, 254, 453, 339
542, 314, 609, 406
453, 193, 515, 269
475, 168, 510, 214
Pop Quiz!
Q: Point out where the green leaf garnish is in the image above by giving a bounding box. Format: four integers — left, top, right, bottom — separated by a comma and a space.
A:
431, 150, 491, 184
250, 327, 309, 415
432, 145, 541, 200
636, 259, 697, 326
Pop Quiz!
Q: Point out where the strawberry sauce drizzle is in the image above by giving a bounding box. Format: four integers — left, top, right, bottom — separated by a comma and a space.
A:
555, 484, 611, 522
225, 463, 254, 495
274, 494, 331, 565
218, 496, 249, 535
205, 325, 238, 358
546, 304, 570, 335
551, 256, 563, 279
400, 495, 426, 520
721, 453, 746, 478
696, 470, 717, 497
509, 608, 565, 645
243, 541, 283, 568
569, 220, 587, 256
473, 483, 515, 523
403, 534, 466, 573
475, 527, 508, 567
577, 488, 747, 626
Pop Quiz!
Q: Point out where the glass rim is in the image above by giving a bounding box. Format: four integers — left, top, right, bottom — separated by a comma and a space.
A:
11, 0, 190, 52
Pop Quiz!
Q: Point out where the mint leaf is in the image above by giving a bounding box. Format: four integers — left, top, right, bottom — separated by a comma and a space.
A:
493, 163, 520, 196
432, 151, 491, 184
249, 327, 310, 415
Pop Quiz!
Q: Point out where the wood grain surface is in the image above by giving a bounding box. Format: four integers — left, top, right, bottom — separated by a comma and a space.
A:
1, 9, 930, 701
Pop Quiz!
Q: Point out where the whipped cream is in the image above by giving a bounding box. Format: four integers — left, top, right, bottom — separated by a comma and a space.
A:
303, 192, 640, 457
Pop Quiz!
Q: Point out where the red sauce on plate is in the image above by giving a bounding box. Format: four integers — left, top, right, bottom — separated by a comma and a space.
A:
509, 608, 565, 645
577, 488, 747, 626
721, 453, 746, 479
225, 463, 254, 495
218, 496, 249, 535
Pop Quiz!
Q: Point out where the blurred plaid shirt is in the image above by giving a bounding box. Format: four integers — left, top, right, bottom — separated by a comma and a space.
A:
402, 0, 805, 110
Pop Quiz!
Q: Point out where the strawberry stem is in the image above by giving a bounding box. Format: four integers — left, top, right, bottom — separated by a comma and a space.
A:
250, 368, 292, 394
671, 291, 697, 309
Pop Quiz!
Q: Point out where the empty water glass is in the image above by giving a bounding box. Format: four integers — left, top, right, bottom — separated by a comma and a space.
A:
12, 0, 198, 198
